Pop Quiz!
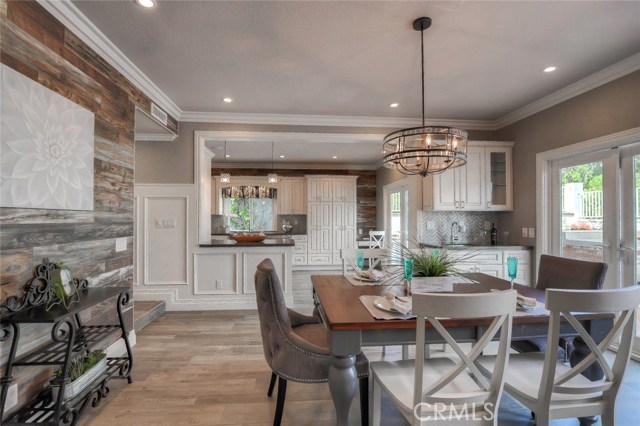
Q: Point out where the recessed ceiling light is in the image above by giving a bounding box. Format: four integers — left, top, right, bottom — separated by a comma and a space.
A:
332, 156, 338, 159
222, 97, 233, 103
279, 155, 285, 158
543, 66, 557, 73
135, 0, 155, 8
389, 103, 399, 108
225, 154, 230, 158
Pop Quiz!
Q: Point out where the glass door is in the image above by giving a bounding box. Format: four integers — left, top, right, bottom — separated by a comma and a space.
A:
620, 145, 640, 354
551, 150, 619, 289
384, 182, 409, 247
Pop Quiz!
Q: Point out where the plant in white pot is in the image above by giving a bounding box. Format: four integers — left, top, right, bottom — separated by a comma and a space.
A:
51, 350, 107, 401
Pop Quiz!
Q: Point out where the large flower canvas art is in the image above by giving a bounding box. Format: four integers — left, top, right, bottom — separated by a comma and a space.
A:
1, 64, 94, 210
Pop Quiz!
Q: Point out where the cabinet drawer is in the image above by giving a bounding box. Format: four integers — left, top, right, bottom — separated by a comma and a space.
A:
292, 254, 307, 265
292, 235, 308, 242
458, 251, 503, 264
503, 250, 530, 265
294, 243, 308, 253
458, 263, 502, 277
308, 254, 332, 265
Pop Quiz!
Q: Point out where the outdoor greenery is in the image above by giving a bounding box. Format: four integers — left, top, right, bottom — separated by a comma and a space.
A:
224, 198, 274, 231
561, 162, 603, 191
52, 350, 106, 383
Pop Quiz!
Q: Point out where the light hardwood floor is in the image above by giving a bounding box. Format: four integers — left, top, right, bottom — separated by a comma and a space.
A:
80, 271, 640, 426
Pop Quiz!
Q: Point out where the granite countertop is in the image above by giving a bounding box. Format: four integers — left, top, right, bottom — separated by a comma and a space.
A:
200, 238, 296, 247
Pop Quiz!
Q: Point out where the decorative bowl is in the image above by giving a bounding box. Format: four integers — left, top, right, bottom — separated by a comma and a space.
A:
230, 234, 266, 243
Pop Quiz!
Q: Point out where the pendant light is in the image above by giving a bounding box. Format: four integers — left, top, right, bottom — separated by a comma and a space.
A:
220, 141, 231, 184
267, 142, 278, 184
382, 17, 468, 176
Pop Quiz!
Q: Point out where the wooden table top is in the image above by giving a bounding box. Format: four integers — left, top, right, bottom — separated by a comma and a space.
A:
311, 273, 606, 331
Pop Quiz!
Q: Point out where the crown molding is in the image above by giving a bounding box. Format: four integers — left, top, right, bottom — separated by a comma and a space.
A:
180, 111, 497, 131
37, 0, 182, 119
135, 133, 178, 142
494, 52, 640, 129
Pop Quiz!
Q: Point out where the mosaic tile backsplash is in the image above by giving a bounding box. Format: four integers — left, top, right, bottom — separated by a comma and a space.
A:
417, 210, 506, 246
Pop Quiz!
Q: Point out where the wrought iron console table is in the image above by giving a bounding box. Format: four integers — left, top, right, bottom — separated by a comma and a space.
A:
0, 259, 133, 425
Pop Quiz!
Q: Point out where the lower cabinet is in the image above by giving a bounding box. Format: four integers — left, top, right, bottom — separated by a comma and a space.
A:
292, 235, 308, 266
455, 248, 531, 286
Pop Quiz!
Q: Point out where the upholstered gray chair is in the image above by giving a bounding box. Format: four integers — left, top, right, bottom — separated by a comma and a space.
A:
254, 258, 369, 426
512, 254, 608, 357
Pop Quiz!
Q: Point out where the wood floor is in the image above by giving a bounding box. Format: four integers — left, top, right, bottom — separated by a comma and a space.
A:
79, 271, 640, 426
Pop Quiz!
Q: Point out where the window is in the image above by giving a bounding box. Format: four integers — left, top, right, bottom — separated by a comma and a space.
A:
221, 186, 277, 231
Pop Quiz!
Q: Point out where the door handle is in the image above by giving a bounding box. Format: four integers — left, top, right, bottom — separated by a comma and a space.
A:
618, 244, 635, 264
461, 201, 465, 209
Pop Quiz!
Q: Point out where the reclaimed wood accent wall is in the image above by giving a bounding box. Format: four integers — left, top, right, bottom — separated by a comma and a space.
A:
0, 0, 177, 410
211, 168, 377, 235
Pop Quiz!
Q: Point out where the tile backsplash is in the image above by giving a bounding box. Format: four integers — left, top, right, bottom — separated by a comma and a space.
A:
211, 214, 307, 234
417, 210, 504, 245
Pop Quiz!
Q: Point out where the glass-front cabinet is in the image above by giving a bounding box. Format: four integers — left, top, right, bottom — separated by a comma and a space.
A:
486, 146, 513, 211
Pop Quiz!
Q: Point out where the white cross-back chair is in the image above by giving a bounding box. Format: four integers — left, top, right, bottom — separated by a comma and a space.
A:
476, 286, 640, 426
370, 290, 517, 425
340, 248, 388, 275
369, 230, 386, 248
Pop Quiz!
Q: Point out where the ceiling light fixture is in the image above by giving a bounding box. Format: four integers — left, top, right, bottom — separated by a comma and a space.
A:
390, 103, 399, 108
220, 141, 231, 184
279, 155, 285, 158
382, 17, 468, 176
222, 97, 233, 103
267, 142, 278, 184
544, 66, 557, 73
332, 156, 338, 159
135, 0, 155, 8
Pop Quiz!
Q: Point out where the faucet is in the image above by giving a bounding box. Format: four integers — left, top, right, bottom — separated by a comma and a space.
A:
450, 222, 460, 244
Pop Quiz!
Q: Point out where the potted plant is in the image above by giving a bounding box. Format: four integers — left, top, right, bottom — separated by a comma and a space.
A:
51, 350, 107, 401
383, 240, 473, 289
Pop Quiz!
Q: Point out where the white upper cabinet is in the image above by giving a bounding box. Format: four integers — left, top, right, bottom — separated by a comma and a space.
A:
332, 177, 357, 202
307, 177, 333, 202
485, 146, 513, 211
422, 142, 513, 211
277, 177, 307, 214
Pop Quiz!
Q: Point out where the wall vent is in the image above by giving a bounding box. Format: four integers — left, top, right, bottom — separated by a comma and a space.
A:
150, 102, 168, 125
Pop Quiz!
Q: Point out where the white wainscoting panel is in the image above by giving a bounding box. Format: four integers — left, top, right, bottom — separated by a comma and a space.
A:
194, 252, 238, 295
144, 196, 189, 285
243, 252, 287, 294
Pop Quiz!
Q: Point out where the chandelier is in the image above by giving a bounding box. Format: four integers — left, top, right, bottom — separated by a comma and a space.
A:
220, 141, 231, 184
382, 17, 468, 176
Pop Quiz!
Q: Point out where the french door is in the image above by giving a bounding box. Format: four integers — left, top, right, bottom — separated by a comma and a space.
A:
551, 143, 640, 353
384, 182, 409, 247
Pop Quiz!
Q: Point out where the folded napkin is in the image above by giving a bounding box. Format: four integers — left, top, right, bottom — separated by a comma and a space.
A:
382, 292, 411, 314
357, 269, 385, 281
517, 294, 537, 308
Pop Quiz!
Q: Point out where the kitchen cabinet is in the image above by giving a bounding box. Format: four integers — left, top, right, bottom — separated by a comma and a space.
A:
306, 176, 358, 266
453, 247, 531, 286
278, 177, 306, 214
422, 142, 513, 211
292, 235, 308, 266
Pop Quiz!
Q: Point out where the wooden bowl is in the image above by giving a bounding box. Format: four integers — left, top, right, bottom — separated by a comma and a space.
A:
230, 234, 266, 243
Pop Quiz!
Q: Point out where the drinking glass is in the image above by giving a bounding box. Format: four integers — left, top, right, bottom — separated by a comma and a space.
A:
356, 250, 365, 269
403, 258, 414, 295
507, 256, 518, 289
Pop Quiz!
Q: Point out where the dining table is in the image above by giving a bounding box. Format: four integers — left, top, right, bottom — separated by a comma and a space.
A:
311, 272, 614, 426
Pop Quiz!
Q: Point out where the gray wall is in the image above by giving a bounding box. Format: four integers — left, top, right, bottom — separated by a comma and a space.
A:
135, 122, 398, 184
495, 70, 640, 246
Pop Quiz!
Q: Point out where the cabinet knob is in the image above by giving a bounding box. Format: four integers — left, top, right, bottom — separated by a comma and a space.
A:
487, 202, 492, 208
461, 201, 465, 209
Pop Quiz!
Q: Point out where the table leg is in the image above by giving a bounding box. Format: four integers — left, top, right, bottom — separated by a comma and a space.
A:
329, 354, 357, 426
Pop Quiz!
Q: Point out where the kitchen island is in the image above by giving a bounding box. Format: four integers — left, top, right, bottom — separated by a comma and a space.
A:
192, 238, 295, 308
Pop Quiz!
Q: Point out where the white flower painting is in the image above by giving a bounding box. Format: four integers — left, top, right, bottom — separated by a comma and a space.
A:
1, 64, 94, 211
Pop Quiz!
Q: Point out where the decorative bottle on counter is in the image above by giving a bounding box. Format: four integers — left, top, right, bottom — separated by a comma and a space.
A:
490, 223, 497, 246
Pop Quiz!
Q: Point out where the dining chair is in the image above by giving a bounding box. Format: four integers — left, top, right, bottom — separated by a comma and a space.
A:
370, 290, 517, 425
254, 258, 370, 426
476, 286, 640, 426
340, 248, 388, 275
512, 254, 608, 360
369, 230, 386, 249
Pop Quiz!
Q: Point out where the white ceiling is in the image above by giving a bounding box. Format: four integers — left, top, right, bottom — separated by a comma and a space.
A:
71, 0, 640, 166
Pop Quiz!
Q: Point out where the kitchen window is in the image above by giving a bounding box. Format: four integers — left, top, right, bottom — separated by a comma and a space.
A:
221, 186, 277, 231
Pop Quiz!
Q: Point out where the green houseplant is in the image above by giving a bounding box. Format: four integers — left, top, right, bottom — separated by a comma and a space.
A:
51, 350, 107, 401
